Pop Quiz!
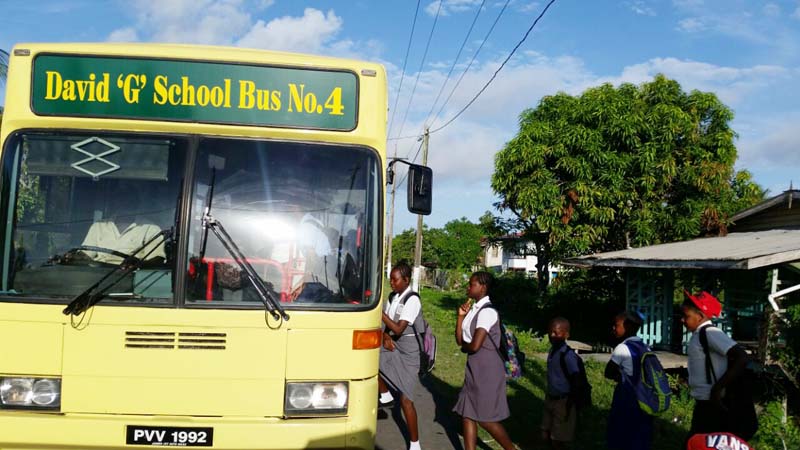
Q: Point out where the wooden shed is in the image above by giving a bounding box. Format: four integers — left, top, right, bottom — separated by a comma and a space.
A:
563, 190, 800, 356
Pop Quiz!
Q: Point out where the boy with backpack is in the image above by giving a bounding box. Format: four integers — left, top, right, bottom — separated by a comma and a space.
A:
605, 311, 658, 450
541, 317, 590, 450
682, 290, 757, 441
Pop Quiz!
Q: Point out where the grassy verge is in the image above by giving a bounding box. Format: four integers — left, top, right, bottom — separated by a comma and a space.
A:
421, 288, 693, 450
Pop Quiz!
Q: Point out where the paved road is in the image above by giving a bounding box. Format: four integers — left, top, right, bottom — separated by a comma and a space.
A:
375, 376, 463, 450
375, 377, 507, 450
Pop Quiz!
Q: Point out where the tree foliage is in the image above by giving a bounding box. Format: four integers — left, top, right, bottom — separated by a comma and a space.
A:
492, 75, 765, 279
391, 217, 485, 270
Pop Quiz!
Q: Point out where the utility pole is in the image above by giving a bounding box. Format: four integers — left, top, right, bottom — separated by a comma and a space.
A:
412, 128, 429, 291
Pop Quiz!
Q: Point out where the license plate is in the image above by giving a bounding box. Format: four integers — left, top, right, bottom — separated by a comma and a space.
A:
126, 426, 213, 447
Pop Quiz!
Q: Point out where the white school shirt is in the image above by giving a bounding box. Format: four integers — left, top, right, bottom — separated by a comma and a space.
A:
82, 220, 165, 264
298, 213, 332, 257
461, 296, 498, 343
610, 336, 644, 377
384, 286, 421, 330
687, 321, 737, 401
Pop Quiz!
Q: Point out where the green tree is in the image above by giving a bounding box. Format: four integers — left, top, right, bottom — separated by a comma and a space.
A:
429, 218, 484, 269
492, 75, 764, 288
390, 226, 437, 267
478, 210, 506, 239
390, 218, 485, 270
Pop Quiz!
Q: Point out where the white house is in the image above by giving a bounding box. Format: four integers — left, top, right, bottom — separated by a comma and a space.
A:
482, 234, 560, 278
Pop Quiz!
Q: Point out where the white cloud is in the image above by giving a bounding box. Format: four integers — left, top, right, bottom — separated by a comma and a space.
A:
237, 8, 342, 53
106, 2, 368, 58
629, 1, 656, 16
672, 0, 704, 7
515, 2, 541, 13
763, 3, 780, 17
737, 113, 800, 168
386, 52, 797, 196
107, 0, 251, 45
671, 1, 800, 57
607, 57, 790, 105
425, 0, 482, 17
677, 17, 705, 32
107, 27, 139, 42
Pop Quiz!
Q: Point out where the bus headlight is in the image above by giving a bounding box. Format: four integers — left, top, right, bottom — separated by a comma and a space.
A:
0, 377, 61, 409
284, 382, 348, 416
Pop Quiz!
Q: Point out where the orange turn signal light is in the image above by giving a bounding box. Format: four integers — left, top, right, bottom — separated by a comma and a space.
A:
352, 328, 382, 350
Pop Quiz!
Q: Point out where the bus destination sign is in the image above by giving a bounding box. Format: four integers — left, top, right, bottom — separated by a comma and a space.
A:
32, 54, 358, 131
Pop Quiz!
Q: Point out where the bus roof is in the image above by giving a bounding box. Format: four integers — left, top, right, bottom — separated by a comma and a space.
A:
12, 42, 385, 74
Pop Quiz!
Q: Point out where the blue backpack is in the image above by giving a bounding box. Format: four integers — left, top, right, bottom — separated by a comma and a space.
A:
624, 340, 671, 416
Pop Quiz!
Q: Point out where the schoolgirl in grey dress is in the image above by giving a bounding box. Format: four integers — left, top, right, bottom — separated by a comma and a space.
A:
378, 262, 423, 450
453, 271, 515, 450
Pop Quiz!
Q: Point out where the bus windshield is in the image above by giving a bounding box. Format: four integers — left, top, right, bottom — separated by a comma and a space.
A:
0, 131, 380, 309
187, 137, 380, 308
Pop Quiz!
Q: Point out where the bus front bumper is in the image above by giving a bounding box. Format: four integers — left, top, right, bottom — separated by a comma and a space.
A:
0, 411, 378, 449
0, 376, 378, 450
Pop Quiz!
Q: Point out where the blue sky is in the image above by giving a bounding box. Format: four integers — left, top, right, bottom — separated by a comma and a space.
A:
2, 0, 800, 234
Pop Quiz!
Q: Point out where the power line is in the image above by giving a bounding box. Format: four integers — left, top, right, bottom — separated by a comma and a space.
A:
430, 0, 557, 134
422, 0, 486, 128
392, 0, 443, 141
429, 0, 511, 129
387, 133, 421, 142
386, 0, 422, 144
396, 139, 424, 187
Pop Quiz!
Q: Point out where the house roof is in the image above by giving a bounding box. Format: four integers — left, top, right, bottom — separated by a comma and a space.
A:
562, 229, 800, 270
730, 189, 800, 224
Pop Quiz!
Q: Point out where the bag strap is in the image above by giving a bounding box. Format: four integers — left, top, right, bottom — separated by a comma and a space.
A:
699, 325, 717, 384
623, 340, 646, 383
399, 291, 426, 358
392, 290, 419, 322
476, 303, 505, 362
399, 290, 419, 305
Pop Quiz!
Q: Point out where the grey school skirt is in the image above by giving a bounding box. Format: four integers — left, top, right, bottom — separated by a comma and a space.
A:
379, 334, 420, 400
453, 322, 510, 422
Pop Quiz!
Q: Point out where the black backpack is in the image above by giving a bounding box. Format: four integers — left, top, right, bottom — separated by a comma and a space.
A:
699, 326, 758, 440
559, 345, 592, 409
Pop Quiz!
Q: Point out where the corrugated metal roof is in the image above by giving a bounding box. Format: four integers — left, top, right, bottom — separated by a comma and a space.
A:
562, 229, 800, 270
730, 190, 799, 223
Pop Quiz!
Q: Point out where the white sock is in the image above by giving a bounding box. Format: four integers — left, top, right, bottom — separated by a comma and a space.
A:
380, 391, 394, 404
409, 440, 421, 450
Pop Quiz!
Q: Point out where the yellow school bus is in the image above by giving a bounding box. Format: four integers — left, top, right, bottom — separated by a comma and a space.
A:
0, 42, 411, 449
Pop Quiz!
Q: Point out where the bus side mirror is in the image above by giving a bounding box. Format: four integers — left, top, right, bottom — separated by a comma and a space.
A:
406, 164, 432, 215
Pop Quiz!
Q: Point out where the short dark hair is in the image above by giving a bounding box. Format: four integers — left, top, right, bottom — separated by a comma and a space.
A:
681, 298, 705, 317
392, 262, 412, 280
615, 310, 643, 335
470, 271, 493, 292
550, 316, 571, 332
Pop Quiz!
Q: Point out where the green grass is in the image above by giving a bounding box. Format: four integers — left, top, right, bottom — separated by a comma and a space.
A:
420, 289, 694, 450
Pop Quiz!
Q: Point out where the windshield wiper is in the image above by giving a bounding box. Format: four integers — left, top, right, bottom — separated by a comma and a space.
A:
199, 171, 289, 322
62, 229, 172, 316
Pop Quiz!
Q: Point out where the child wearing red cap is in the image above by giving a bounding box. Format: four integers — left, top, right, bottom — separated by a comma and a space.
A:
686, 432, 753, 450
681, 290, 756, 440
